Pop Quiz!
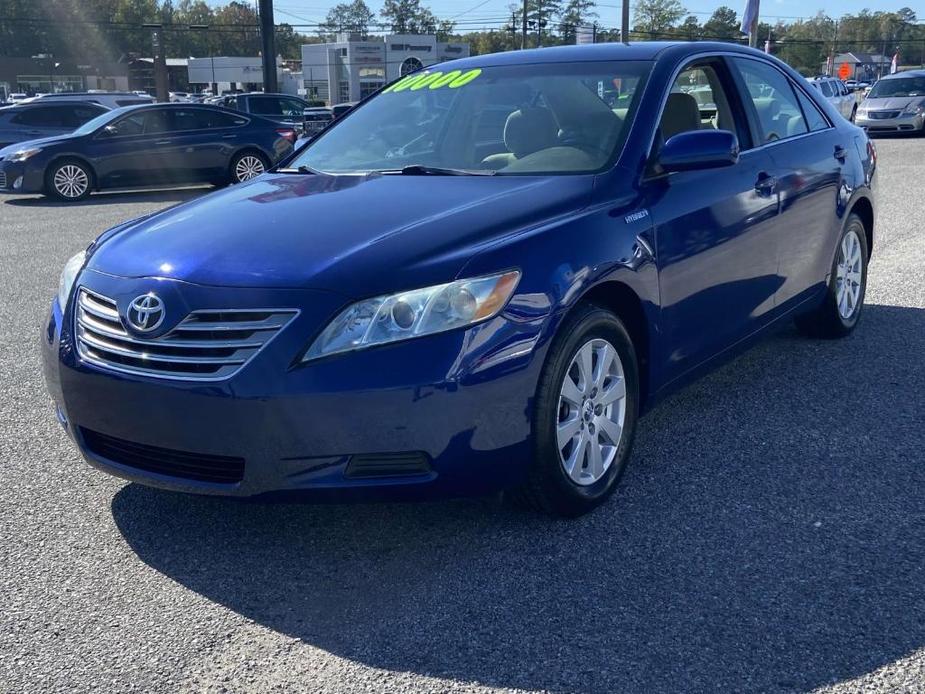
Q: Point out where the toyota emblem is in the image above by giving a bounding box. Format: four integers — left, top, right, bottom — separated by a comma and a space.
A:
126, 294, 165, 332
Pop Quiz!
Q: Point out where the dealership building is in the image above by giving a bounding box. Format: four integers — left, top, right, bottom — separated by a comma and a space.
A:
300, 34, 470, 104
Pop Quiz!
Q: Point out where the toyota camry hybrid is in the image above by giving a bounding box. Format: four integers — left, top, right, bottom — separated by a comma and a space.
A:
42, 42, 876, 517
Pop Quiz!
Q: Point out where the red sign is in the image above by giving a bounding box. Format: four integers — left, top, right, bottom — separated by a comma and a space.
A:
838, 63, 851, 80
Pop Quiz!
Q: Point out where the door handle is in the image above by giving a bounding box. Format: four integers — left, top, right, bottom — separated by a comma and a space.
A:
834, 145, 848, 162
754, 172, 777, 196
154, 139, 172, 146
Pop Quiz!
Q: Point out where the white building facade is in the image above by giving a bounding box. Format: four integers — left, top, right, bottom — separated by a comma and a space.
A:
300, 34, 470, 105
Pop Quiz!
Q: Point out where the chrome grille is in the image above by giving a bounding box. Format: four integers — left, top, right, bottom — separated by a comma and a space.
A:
0, 171, 7, 188
869, 110, 901, 119
75, 288, 297, 381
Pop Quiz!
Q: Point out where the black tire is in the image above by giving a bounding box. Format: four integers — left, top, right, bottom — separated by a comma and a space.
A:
795, 212, 869, 339
229, 150, 269, 184
850, 104, 857, 123
512, 304, 640, 517
45, 158, 93, 202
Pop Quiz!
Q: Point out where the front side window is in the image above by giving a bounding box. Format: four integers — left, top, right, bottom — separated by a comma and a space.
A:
292, 61, 650, 175
662, 63, 741, 142
732, 58, 808, 144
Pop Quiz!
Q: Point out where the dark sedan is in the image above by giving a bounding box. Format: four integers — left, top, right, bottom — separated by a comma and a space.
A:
0, 104, 295, 201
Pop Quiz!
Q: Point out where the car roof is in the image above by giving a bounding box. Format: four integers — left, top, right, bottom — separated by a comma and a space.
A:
437, 41, 764, 70
0, 100, 108, 110
880, 69, 925, 80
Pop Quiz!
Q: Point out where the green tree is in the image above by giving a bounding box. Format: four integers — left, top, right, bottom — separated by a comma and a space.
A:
702, 6, 738, 39
559, 0, 597, 42
633, 0, 685, 37
679, 14, 700, 39
319, 0, 376, 39
379, 0, 438, 34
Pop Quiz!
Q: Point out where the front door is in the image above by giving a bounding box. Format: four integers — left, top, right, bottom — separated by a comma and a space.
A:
647, 59, 782, 383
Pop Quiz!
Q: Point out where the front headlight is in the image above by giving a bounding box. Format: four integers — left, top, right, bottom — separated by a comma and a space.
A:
8, 147, 42, 163
303, 270, 521, 362
902, 100, 925, 115
856, 107, 868, 117
57, 250, 87, 310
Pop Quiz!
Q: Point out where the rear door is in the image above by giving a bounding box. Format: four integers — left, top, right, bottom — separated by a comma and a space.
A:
166, 108, 248, 180
730, 57, 845, 309
649, 58, 781, 382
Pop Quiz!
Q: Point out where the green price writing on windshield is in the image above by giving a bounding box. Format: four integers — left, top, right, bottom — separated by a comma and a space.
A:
382, 69, 482, 94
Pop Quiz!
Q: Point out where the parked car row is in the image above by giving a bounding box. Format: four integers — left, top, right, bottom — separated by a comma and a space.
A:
0, 103, 295, 201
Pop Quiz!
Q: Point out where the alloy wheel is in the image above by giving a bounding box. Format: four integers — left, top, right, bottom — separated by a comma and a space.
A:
234, 155, 265, 182
556, 338, 627, 486
835, 228, 863, 320
53, 164, 89, 199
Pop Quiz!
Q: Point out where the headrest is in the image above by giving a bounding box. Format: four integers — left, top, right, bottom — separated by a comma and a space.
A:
503, 107, 559, 158
660, 92, 701, 140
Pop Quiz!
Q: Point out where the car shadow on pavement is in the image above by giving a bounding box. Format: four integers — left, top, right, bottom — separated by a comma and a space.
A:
110, 303, 925, 693
3, 186, 212, 207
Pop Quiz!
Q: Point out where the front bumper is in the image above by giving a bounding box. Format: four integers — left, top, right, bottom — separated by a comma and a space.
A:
856, 111, 925, 133
0, 157, 45, 193
43, 271, 548, 500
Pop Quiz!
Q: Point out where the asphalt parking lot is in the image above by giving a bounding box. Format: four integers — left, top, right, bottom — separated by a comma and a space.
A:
1, 138, 924, 694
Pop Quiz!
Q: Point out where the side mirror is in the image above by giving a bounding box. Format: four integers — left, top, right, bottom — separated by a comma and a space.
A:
658, 129, 739, 173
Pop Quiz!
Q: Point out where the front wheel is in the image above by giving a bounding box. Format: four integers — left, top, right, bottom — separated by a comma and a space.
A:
230, 151, 268, 183
45, 159, 92, 202
795, 213, 868, 338
513, 304, 639, 517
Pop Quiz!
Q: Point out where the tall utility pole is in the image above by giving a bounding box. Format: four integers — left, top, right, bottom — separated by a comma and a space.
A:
620, 0, 629, 43
522, 0, 528, 49
258, 0, 278, 93
143, 23, 169, 102
510, 12, 518, 48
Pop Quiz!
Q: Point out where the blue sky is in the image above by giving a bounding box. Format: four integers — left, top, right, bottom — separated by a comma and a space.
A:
227, 1, 910, 33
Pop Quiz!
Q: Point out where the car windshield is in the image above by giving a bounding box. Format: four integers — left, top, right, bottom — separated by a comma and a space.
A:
72, 107, 131, 135
869, 76, 925, 98
291, 61, 650, 175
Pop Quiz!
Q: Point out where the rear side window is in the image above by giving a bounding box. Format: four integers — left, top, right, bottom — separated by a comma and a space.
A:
10, 107, 67, 127
732, 58, 808, 144
795, 88, 830, 131
170, 108, 247, 130
819, 81, 834, 97
249, 96, 304, 117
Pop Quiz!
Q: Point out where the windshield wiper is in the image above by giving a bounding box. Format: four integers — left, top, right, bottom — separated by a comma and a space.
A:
376, 165, 496, 176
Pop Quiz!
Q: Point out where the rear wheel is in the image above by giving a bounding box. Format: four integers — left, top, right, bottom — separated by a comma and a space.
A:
230, 151, 268, 183
850, 104, 857, 122
513, 304, 639, 517
795, 213, 868, 338
45, 159, 92, 202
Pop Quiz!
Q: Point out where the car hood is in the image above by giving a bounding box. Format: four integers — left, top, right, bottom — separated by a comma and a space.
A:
0, 132, 79, 156
862, 96, 921, 110
88, 172, 594, 295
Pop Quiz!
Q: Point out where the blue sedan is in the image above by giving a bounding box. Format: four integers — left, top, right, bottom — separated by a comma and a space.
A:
43, 42, 876, 516
0, 103, 295, 201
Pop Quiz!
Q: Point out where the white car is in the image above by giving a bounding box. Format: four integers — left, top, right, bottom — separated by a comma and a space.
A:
7, 93, 28, 103
809, 77, 857, 121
